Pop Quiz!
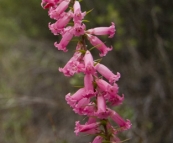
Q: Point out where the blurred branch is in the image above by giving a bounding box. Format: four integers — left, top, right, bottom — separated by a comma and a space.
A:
0, 95, 58, 110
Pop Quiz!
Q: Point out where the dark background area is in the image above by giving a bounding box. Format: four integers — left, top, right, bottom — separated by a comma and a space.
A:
0, 0, 173, 143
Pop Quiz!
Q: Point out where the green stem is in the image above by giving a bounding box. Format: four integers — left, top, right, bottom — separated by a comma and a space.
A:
81, 35, 87, 50
102, 119, 110, 142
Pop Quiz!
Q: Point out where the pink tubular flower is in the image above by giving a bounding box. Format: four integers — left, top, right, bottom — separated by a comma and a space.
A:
87, 34, 112, 57
65, 88, 86, 107
48, 0, 70, 20
73, 98, 90, 115
48, 22, 62, 35
83, 50, 95, 74
95, 63, 121, 83
54, 26, 74, 52
97, 94, 106, 113
74, 121, 100, 136
106, 93, 124, 106
48, 11, 73, 35
96, 78, 118, 95
84, 74, 95, 98
109, 109, 132, 130
65, 93, 75, 107
73, 23, 86, 36
59, 51, 83, 76
96, 78, 111, 92
73, 1, 86, 23
41, 1, 54, 9
96, 79, 124, 105
87, 22, 116, 38
107, 83, 119, 95
91, 136, 103, 143
96, 94, 110, 119
41, 0, 63, 9
83, 102, 96, 116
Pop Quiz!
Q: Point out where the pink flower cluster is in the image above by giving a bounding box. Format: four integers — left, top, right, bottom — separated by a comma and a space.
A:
41, 0, 131, 142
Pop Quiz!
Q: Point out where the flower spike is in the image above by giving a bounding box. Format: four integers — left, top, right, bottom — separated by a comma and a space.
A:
41, 0, 132, 142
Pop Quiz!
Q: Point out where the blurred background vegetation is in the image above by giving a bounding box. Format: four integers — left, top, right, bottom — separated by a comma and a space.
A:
0, 0, 173, 143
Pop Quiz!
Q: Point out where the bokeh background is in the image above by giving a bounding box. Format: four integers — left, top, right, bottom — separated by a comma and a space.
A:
0, 0, 173, 143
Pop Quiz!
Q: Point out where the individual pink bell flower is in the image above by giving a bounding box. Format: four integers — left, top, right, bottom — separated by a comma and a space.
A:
104, 83, 123, 105
87, 22, 116, 38
73, 98, 90, 115
97, 94, 106, 113
73, 1, 86, 23
41, 1, 54, 9
87, 34, 112, 57
84, 74, 95, 98
91, 136, 103, 143
83, 50, 95, 74
73, 23, 86, 36
54, 26, 74, 52
48, 22, 62, 35
41, 0, 63, 9
96, 93, 110, 119
83, 102, 96, 116
95, 63, 121, 83
74, 121, 100, 136
65, 88, 85, 107
107, 83, 119, 95
106, 93, 124, 106
65, 93, 75, 107
96, 79, 118, 94
59, 51, 83, 76
48, 11, 73, 35
48, 0, 70, 20
96, 79, 124, 105
106, 85, 124, 105
109, 109, 132, 130
95, 78, 111, 92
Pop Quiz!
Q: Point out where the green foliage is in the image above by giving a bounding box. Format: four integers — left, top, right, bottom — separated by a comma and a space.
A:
2, 108, 31, 143
0, 0, 53, 39
70, 73, 84, 87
